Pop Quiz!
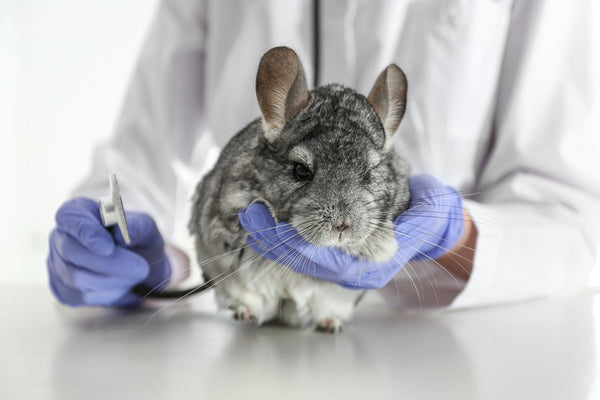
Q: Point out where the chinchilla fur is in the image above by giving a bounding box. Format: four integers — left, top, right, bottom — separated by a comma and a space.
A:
188, 47, 410, 332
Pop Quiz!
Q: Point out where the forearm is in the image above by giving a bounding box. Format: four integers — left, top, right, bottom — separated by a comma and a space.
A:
435, 209, 477, 282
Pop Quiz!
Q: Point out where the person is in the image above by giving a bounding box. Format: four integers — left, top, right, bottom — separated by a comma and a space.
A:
47, 0, 600, 309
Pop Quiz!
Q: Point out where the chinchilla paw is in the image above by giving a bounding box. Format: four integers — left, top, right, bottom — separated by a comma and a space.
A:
233, 305, 257, 323
315, 317, 343, 334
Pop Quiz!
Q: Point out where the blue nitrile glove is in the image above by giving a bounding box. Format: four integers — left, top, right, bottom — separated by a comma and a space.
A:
47, 197, 172, 307
238, 174, 464, 289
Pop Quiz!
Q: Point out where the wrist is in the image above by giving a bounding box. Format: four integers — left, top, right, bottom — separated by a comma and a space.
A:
163, 243, 191, 288
435, 208, 476, 282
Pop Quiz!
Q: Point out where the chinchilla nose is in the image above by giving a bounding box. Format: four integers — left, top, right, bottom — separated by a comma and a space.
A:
333, 220, 350, 233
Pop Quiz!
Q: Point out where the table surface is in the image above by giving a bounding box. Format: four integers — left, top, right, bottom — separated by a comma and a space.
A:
2, 284, 599, 400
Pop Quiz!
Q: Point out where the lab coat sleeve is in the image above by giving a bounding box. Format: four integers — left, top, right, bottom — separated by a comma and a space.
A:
382, 0, 600, 310
452, 0, 600, 308
72, 0, 208, 241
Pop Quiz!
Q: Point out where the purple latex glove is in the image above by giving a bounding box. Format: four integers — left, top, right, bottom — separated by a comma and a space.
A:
47, 197, 171, 307
238, 174, 464, 289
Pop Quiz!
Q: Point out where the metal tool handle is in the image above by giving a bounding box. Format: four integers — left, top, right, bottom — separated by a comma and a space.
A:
99, 173, 131, 244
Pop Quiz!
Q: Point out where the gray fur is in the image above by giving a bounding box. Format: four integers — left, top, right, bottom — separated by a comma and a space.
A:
188, 49, 410, 331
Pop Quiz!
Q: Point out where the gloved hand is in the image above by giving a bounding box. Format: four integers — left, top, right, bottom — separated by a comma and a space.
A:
47, 197, 171, 307
238, 174, 465, 289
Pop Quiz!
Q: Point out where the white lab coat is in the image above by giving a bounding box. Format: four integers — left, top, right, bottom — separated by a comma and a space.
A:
74, 0, 600, 309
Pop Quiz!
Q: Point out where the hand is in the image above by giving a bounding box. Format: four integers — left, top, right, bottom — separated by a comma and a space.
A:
47, 197, 171, 307
238, 174, 464, 289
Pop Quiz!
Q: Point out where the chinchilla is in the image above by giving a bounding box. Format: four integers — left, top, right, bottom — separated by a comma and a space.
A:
188, 46, 410, 333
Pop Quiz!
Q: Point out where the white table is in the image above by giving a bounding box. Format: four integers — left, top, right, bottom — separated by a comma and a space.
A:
2, 284, 599, 400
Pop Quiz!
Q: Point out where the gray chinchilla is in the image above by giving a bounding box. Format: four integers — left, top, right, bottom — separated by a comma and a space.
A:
188, 46, 410, 333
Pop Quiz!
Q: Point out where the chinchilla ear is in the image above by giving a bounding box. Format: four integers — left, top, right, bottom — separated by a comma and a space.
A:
367, 64, 407, 150
256, 47, 310, 142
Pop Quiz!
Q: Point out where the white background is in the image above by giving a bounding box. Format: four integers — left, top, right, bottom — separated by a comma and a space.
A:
1, 0, 599, 286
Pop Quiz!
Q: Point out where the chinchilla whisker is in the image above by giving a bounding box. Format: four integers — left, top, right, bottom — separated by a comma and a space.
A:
144, 258, 266, 324
273, 238, 323, 285
393, 205, 505, 234
194, 224, 300, 267
383, 240, 466, 293
239, 225, 285, 236
378, 213, 502, 276
402, 244, 471, 286
291, 241, 322, 278
147, 230, 310, 324
380, 188, 485, 209
396, 214, 484, 236
401, 200, 463, 213
375, 216, 466, 248
137, 277, 175, 301
399, 209, 467, 218
391, 212, 470, 225
345, 251, 386, 289
223, 234, 313, 310
143, 200, 477, 317
400, 250, 456, 305
270, 255, 299, 288
365, 220, 475, 272
273, 231, 321, 278
389, 253, 425, 306
403, 262, 432, 309
233, 223, 317, 273
356, 198, 387, 210
391, 225, 475, 263
405, 260, 441, 307
238, 226, 312, 267
143, 226, 316, 320
272, 246, 308, 285
140, 236, 271, 276
280, 224, 329, 278
290, 220, 323, 244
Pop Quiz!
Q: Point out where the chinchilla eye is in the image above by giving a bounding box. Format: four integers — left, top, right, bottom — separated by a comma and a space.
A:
364, 169, 372, 184
293, 163, 313, 181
